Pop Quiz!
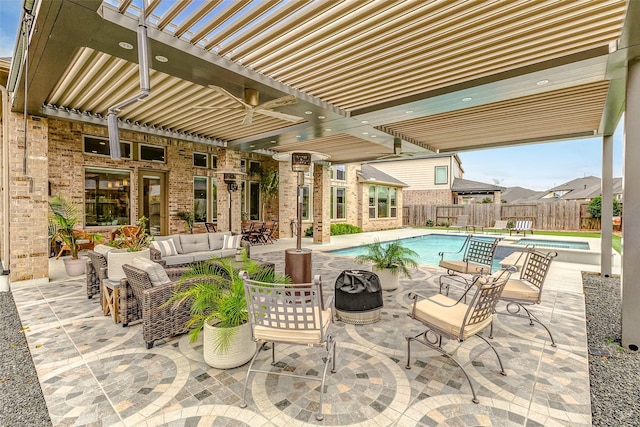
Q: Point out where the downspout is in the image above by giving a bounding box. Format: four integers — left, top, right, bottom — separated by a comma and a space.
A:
1, 84, 10, 286
21, 10, 34, 188
108, 1, 150, 160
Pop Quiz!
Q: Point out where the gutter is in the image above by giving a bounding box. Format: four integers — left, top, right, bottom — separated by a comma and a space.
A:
108, 1, 150, 160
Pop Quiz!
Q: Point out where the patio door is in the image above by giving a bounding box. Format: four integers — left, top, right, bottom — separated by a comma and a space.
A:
138, 171, 167, 236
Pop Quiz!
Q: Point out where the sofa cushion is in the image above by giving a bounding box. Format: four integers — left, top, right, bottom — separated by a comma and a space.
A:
163, 254, 195, 266
208, 231, 231, 250
155, 235, 183, 254
150, 239, 178, 257
223, 234, 242, 250
132, 257, 172, 286
180, 234, 210, 253
210, 249, 237, 258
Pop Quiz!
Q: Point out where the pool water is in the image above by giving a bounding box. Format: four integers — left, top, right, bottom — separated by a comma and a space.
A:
330, 234, 506, 271
514, 238, 590, 250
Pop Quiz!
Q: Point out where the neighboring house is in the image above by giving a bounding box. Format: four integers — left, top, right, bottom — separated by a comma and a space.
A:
500, 186, 545, 203
365, 154, 463, 205
536, 176, 623, 203
451, 178, 506, 204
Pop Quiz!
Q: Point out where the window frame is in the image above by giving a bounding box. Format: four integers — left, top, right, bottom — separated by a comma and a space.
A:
84, 167, 132, 227
368, 185, 398, 219
138, 143, 166, 163
83, 135, 131, 159
193, 176, 208, 223
193, 152, 208, 168
435, 165, 448, 185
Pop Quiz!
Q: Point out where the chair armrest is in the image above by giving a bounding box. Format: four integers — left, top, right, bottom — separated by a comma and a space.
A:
149, 247, 162, 261
438, 235, 471, 259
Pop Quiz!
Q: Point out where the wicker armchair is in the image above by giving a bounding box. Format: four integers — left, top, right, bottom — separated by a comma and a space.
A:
85, 251, 107, 299
121, 264, 193, 348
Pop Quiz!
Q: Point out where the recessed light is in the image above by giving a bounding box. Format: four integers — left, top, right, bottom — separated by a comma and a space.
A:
155, 55, 168, 62
317, 115, 325, 119
362, 132, 369, 135
270, 140, 276, 144
462, 97, 472, 102
249, 145, 255, 148
371, 135, 377, 138
296, 135, 302, 138
325, 128, 332, 132
405, 110, 414, 114
304, 111, 313, 115
536, 79, 550, 86
99, 141, 106, 145
361, 120, 369, 124
119, 41, 133, 50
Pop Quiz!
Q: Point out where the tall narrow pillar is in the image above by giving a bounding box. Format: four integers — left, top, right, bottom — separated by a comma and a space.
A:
622, 58, 640, 350
601, 135, 613, 277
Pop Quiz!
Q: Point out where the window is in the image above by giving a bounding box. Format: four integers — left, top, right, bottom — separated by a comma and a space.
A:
302, 185, 311, 220
368, 185, 398, 219
240, 159, 246, 173
331, 186, 346, 219
435, 166, 448, 184
194, 153, 207, 168
331, 165, 346, 181
84, 168, 131, 226
211, 155, 218, 169
211, 177, 218, 220
139, 144, 166, 162
84, 136, 131, 159
194, 177, 207, 222
249, 160, 261, 175
249, 181, 260, 220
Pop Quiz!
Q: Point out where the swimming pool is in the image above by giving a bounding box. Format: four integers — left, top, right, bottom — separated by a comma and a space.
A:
514, 238, 590, 250
330, 234, 507, 270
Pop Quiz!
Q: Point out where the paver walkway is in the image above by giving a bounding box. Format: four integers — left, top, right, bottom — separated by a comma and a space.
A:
11, 241, 592, 426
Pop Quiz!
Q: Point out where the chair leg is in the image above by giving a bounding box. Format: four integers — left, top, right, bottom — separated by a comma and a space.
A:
475, 333, 506, 376
241, 342, 266, 409
317, 336, 336, 421
501, 302, 557, 347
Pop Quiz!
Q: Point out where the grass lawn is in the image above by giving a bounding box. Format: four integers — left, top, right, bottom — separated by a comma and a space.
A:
420, 227, 622, 253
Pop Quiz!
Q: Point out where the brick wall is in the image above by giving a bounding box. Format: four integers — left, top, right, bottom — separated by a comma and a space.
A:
403, 189, 453, 205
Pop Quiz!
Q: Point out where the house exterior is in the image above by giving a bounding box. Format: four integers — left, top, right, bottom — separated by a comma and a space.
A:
365, 154, 463, 205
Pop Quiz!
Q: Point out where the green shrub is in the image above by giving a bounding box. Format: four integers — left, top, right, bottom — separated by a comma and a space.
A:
506, 220, 515, 229
588, 195, 622, 218
330, 223, 363, 235
304, 226, 314, 237
425, 219, 435, 227
436, 221, 451, 227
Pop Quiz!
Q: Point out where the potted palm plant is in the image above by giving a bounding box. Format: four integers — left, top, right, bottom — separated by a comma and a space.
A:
167, 256, 290, 369
355, 239, 419, 290
49, 196, 102, 276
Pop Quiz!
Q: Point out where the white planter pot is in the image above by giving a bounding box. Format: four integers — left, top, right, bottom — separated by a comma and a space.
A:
373, 266, 399, 291
107, 248, 151, 281
63, 256, 88, 276
203, 322, 255, 369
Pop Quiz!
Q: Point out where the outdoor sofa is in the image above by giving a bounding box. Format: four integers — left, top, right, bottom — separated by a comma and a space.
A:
150, 231, 249, 267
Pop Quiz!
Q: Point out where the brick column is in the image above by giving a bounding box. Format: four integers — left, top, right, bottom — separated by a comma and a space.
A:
277, 161, 297, 239
9, 113, 49, 283
312, 163, 330, 244
217, 149, 242, 234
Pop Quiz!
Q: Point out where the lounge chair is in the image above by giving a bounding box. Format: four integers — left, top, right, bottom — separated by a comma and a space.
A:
406, 268, 514, 404
448, 214, 471, 232
438, 235, 500, 292
510, 220, 533, 236
486, 220, 509, 234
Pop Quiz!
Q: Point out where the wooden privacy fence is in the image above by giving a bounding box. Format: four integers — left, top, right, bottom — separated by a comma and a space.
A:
402, 201, 596, 231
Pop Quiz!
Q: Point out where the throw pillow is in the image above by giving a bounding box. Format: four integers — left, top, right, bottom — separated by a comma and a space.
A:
223, 234, 242, 250
132, 258, 172, 286
151, 239, 177, 257
93, 244, 114, 255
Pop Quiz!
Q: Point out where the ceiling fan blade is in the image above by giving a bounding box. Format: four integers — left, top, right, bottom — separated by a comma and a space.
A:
254, 95, 297, 111
242, 110, 254, 125
255, 109, 304, 123
207, 85, 249, 108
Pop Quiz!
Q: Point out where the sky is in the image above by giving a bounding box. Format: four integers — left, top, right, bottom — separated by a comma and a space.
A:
0, 0, 624, 192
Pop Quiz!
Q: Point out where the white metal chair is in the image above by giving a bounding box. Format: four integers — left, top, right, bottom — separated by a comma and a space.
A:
406, 268, 513, 404
240, 271, 336, 421
509, 220, 533, 235
492, 249, 558, 346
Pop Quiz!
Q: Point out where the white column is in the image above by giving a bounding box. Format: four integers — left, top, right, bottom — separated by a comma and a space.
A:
601, 135, 613, 277
622, 57, 640, 350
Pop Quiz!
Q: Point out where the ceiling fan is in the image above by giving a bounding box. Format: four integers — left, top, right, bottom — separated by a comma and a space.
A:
376, 138, 416, 160
193, 86, 303, 125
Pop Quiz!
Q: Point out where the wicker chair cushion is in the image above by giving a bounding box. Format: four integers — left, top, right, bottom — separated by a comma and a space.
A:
132, 258, 171, 286
439, 260, 489, 275
500, 279, 539, 302
208, 231, 230, 250
409, 294, 492, 339
180, 234, 210, 253
223, 234, 242, 249
93, 244, 114, 255
254, 308, 332, 345
151, 240, 177, 257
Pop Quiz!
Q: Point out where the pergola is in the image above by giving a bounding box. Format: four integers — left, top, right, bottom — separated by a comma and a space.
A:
4, 0, 640, 346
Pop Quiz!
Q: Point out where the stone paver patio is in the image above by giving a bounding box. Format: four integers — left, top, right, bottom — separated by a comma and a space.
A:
10, 235, 594, 426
